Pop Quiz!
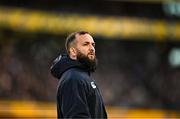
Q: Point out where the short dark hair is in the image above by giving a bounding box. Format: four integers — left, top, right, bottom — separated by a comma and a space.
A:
65, 31, 89, 54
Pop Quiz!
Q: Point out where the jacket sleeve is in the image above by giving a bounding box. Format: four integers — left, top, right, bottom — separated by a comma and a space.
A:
58, 77, 91, 118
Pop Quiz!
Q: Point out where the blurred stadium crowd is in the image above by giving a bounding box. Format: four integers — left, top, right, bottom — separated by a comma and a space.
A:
0, 0, 180, 118
1, 26, 180, 110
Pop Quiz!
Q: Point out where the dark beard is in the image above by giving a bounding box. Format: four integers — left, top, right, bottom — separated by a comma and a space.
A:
77, 51, 97, 72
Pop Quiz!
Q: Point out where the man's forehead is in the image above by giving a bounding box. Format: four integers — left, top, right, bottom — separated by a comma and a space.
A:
76, 34, 94, 43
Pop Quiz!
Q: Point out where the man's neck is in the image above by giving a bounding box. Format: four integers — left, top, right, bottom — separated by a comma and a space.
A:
69, 55, 77, 60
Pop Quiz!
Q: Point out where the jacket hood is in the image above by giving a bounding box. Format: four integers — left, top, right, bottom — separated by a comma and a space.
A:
50, 54, 85, 79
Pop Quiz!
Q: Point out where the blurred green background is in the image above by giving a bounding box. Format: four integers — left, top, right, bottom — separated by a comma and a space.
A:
0, 0, 180, 118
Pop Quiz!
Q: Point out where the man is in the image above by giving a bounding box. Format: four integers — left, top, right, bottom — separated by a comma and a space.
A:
50, 31, 107, 118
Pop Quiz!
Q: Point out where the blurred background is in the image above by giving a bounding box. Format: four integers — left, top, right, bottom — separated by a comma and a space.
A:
0, 0, 180, 118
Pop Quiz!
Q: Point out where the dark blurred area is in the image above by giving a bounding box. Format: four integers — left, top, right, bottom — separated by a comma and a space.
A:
1, 0, 180, 114
0, 0, 171, 19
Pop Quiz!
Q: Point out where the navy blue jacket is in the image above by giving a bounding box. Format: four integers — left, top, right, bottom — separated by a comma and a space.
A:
50, 54, 107, 119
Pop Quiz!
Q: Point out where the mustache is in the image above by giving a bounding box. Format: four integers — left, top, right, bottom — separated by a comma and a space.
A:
88, 52, 95, 55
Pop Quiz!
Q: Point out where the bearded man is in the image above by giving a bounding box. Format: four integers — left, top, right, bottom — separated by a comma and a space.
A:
50, 31, 107, 119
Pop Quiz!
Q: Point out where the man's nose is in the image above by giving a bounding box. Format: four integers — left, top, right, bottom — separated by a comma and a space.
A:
89, 45, 95, 52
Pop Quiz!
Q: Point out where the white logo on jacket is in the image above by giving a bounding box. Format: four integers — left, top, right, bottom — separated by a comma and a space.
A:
91, 82, 96, 89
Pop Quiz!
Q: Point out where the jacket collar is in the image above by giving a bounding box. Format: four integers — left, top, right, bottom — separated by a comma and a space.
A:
50, 54, 91, 79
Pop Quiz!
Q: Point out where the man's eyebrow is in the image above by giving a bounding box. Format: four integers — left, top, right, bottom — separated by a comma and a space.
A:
83, 41, 94, 43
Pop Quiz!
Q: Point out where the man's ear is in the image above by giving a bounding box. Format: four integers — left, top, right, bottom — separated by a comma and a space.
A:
70, 47, 77, 57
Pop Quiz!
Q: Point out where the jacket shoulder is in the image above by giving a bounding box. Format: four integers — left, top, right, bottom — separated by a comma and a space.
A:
58, 68, 92, 95
61, 68, 90, 84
